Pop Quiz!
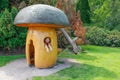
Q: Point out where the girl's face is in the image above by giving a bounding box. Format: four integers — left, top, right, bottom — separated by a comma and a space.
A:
45, 38, 50, 43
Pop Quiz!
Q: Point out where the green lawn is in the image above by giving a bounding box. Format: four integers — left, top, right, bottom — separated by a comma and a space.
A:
0, 54, 25, 67
33, 45, 120, 80
0, 45, 120, 80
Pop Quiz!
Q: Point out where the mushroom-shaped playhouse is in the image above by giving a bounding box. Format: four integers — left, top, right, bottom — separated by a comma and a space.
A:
14, 4, 69, 68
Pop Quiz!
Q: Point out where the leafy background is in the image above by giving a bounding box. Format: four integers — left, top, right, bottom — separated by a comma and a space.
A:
0, 0, 120, 51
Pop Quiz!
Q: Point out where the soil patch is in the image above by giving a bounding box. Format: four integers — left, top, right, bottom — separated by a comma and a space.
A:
0, 47, 25, 56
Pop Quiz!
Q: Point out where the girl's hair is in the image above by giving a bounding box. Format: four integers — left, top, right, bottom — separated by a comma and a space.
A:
44, 37, 51, 43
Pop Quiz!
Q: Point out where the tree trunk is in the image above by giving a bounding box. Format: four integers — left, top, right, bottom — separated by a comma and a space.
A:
60, 28, 81, 54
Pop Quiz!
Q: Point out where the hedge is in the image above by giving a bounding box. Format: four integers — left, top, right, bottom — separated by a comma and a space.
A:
86, 27, 120, 47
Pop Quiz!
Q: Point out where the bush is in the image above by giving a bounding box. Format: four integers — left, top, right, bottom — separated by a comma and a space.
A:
0, 0, 9, 12
0, 8, 27, 50
86, 27, 120, 47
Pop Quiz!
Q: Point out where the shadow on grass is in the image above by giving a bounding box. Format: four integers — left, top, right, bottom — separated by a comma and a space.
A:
57, 63, 117, 80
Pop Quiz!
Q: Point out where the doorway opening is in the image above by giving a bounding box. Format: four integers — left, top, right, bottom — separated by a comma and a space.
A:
29, 40, 35, 65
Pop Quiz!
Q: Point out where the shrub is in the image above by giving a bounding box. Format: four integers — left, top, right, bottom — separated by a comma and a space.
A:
0, 8, 27, 50
0, 0, 9, 12
86, 27, 120, 47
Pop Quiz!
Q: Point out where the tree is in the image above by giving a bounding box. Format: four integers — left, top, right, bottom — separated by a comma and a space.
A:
56, 0, 86, 53
9, 0, 21, 8
105, 0, 120, 30
0, 0, 9, 12
89, 0, 120, 30
11, 7, 18, 20
18, 1, 27, 10
0, 8, 27, 50
0, 9, 14, 49
76, 0, 91, 23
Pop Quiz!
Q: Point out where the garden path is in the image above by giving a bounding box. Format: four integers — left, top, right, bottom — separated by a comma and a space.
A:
0, 58, 79, 80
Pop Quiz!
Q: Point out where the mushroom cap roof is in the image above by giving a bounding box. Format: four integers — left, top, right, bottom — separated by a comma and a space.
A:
14, 4, 70, 28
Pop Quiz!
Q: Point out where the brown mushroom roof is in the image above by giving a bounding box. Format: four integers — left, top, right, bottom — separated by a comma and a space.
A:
14, 4, 70, 28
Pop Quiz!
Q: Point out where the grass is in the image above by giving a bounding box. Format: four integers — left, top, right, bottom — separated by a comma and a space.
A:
32, 45, 120, 80
0, 45, 120, 80
0, 54, 25, 67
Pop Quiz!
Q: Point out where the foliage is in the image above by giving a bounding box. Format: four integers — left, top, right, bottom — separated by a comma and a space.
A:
0, 0, 119, 50
57, 30, 69, 48
86, 27, 120, 47
89, 0, 120, 30
18, 1, 27, 10
9, 0, 21, 8
28, 0, 57, 6
0, 9, 13, 49
32, 45, 120, 80
89, 0, 110, 24
0, 7, 27, 50
0, 0, 9, 12
56, 0, 86, 47
76, 0, 91, 23
2, 0, 120, 31
11, 7, 19, 20
105, 0, 120, 30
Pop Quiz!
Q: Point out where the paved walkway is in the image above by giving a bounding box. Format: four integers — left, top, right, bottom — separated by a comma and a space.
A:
0, 58, 79, 80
